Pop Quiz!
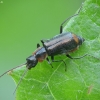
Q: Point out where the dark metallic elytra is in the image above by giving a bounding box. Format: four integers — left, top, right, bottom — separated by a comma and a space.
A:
40, 32, 85, 70
41, 32, 85, 56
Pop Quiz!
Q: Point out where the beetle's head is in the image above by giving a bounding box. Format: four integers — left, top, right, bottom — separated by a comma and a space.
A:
26, 55, 38, 69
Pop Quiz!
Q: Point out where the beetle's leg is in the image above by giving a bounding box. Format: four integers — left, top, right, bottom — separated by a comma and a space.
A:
37, 43, 40, 48
46, 57, 53, 68
41, 40, 45, 47
67, 54, 100, 60
51, 56, 67, 71
60, 3, 83, 34
66, 54, 88, 59
67, 54, 100, 61
41, 40, 48, 52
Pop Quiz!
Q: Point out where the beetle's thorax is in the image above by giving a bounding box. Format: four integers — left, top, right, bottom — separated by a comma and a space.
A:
33, 47, 47, 62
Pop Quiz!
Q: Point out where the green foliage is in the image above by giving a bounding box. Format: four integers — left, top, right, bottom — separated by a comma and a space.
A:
10, 0, 100, 99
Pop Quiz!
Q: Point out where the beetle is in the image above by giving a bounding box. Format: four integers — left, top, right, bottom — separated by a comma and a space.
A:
27, 31, 85, 70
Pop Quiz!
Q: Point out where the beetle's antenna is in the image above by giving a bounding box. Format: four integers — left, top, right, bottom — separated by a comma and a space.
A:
0, 63, 27, 78
13, 68, 28, 94
60, 3, 83, 33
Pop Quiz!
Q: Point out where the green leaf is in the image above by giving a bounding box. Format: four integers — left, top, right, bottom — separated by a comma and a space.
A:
10, 0, 100, 100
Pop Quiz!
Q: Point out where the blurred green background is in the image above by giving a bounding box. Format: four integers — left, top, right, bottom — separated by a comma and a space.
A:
0, 0, 84, 99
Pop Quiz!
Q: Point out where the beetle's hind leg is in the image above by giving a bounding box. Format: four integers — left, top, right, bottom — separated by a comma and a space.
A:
66, 54, 88, 59
66, 53, 100, 60
41, 40, 45, 47
51, 56, 67, 71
